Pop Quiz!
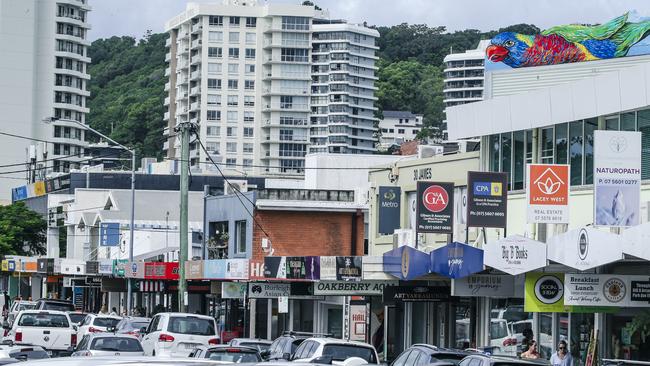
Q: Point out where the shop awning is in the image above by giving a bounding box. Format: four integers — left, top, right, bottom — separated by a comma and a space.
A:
430, 242, 484, 279
547, 227, 625, 271
382, 246, 431, 280
621, 222, 650, 261
483, 235, 547, 275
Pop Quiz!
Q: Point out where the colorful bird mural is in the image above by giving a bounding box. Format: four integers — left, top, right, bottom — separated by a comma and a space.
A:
486, 13, 650, 68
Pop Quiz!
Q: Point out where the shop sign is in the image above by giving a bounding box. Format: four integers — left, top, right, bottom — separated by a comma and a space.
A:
249, 260, 265, 280
383, 285, 451, 303
263, 257, 286, 279
621, 222, 650, 261
222, 282, 247, 299
99, 222, 120, 247
113, 259, 128, 277
225, 259, 249, 279
101, 277, 127, 292
467, 171, 508, 228
185, 261, 204, 280
525, 272, 567, 313
98, 259, 113, 274
382, 246, 430, 281
86, 261, 99, 275
430, 242, 484, 279
483, 235, 547, 275
4, 260, 15, 272
60, 260, 85, 275
248, 282, 290, 298
144, 262, 179, 280
285, 256, 320, 280
16, 259, 37, 273
320, 256, 337, 280
314, 281, 398, 296
37, 258, 54, 274
547, 227, 625, 271
564, 274, 650, 308
278, 297, 289, 313
125, 262, 145, 279
526, 164, 570, 224
336, 256, 362, 282
593, 131, 641, 227
290, 282, 320, 299
416, 181, 454, 233
452, 274, 515, 297
348, 304, 366, 342
378, 186, 401, 235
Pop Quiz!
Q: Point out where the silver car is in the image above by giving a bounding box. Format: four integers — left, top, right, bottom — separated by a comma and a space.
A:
19, 356, 237, 365
71, 334, 144, 357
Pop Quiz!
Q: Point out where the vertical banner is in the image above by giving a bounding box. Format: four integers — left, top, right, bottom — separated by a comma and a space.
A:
594, 131, 641, 227
467, 171, 508, 228
378, 187, 401, 235
100, 223, 120, 247
416, 181, 454, 234
335, 257, 363, 282
526, 164, 570, 224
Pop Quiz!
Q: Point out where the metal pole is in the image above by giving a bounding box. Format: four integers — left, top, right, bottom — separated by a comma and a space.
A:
177, 123, 191, 313
127, 150, 136, 316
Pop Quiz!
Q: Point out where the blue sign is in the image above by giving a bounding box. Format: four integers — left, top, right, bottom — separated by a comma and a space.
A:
383, 246, 431, 281
204, 259, 227, 279
100, 223, 120, 247
12, 186, 27, 202
473, 182, 502, 196
430, 242, 484, 279
7, 261, 15, 272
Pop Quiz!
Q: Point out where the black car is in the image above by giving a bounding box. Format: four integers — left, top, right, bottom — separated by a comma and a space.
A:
392, 345, 471, 366
459, 354, 550, 366
262, 331, 331, 361
189, 345, 262, 362
34, 299, 75, 312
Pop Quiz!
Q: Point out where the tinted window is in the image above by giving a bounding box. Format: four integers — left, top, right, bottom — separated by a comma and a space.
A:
41, 302, 74, 312
239, 342, 270, 351
291, 339, 304, 353
8, 348, 49, 360
322, 345, 377, 363
77, 335, 91, 350
207, 349, 260, 362
68, 313, 87, 324
293, 341, 310, 359
90, 337, 143, 352
125, 321, 150, 331
432, 354, 467, 365
392, 350, 411, 366
93, 318, 121, 327
167, 316, 215, 336
18, 313, 69, 328
148, 316, 160, 332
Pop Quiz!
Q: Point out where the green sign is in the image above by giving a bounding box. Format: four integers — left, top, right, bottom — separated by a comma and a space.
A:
113, 259, 128, 277
525, 272, 618, 313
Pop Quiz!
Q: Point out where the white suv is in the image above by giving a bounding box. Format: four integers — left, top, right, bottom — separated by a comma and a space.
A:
140, 312, 219, 357
77, 314, 122, 338
2, 310, 77, 356
291, 338, 379, 365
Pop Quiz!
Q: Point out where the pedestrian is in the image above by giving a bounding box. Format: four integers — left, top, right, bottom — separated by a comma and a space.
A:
99, 305, 108, 314
110, 306, 118, 316
550, 340, 573, 366
521, 340, 541, 359
521, 328, 534, 353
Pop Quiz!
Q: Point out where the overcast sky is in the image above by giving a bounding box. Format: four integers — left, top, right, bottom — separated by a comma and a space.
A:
88, 0, 650, 41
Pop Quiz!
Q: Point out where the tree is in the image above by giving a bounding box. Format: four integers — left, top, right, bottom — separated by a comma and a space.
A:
0, 202, 46, 256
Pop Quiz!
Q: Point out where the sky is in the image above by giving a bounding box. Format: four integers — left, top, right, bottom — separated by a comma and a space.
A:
88, 0, 650, 41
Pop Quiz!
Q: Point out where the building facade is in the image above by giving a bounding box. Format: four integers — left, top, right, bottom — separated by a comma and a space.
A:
377, 110, 423, 149
442, 40, 489, 112
0, 0, 92, 202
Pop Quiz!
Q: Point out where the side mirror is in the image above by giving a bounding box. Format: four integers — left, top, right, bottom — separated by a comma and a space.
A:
282, 352, 291, 361
312, 355, 333, 364
140, 326, 148, 334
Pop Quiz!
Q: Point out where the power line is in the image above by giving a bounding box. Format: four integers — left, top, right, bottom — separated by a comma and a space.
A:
0, 131, 52, 144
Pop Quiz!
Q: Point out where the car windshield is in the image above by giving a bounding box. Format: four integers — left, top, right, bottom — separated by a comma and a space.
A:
18, 313, 69, 328
207, 349, 260, 362
93, 318, 121, 327
15, 303, 37, 311
41, 303, 74, 312
8, 348, 49, 360
124, 321, 150, 331
240, 342, 270, 351
68, 314, 87, 324
490, 321, 509, 339
322, 345, 376, 363
168, 316, 215, 336
90, 337, 143, 352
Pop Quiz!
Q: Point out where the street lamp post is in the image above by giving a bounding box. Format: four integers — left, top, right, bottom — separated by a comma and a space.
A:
44, 118, 136, 315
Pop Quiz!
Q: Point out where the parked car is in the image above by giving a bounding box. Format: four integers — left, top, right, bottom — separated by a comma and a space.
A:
108, 317, 151, 340
2, 310, 77, 356
488, 319, 517, 356
262, 331, 325, 360
16, 357, 249, 365
602, 360, 650, 366
140, 312, 218, 358
72, 333, 144, 357
6, 301, 37, 325
291, 338, 380, 364
459, 353, 550, 366
33, 300, 75, 313
391, 345, 471, 366
67, 312, 90, 326
0, 343, 49, 364
77, 314, 122, 338
189, 345, 262, 362
228, 338, 272, 352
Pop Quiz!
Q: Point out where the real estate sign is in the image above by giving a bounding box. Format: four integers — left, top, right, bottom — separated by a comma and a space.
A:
526, 164, 570, 224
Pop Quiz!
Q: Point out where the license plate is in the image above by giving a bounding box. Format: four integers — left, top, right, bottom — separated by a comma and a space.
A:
184, 343, 199, 350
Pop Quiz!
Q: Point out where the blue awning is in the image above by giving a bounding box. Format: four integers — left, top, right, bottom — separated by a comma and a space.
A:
430, 242, 484, 279
383, 246, 431, 280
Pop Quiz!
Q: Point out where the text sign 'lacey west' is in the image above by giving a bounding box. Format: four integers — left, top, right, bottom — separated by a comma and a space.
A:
526, 164, 570, 224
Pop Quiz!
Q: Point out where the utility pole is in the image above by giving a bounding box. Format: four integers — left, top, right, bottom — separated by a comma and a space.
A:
175, 122, 193, 312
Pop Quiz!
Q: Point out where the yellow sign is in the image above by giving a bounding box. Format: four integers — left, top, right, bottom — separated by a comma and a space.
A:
33, 181, 46, 196
525, 272, 570, 312
1, 260, 8, 272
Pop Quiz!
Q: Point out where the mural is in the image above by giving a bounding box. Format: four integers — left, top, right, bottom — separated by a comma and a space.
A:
486, 13, 650, 69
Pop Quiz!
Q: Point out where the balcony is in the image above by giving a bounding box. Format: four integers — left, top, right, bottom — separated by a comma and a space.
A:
165, 37, 172, 47
256, 188, 354, 202
163, 140, 170, 150
262, 87, 309, 96
163, 111, 170, 120
190, 70, 202, 80
190, 101, 200, 111
191, 22, 203, 34
164, 67, 171, 76
263, 103, 310, 112
164, 82, 170, 91
165, 52, 171, 62
190, 86, 201, 96
191, 54, 202, 64
164, 96, 170, 105
191, 39, 202, 49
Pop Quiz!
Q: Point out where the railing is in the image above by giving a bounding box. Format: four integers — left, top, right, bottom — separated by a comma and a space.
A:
256, 188, 354, 202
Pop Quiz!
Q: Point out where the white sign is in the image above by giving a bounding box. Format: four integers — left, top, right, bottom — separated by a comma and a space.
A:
564, 274, 650, 307
278, 297, 289, 313
452, 274, 516, 297
483, 235, 547, 275
349, 304, 367, 342
622, 222, 650, 261
314, 281, 398, 296
60, 260, 85, 275
98, 259, 113, 274
594, 131, 641, 227
547, 227, 625, 271
222, 282, 247, 299
248, 282, 290, 298
320, 257, 336, 280
225, 259, 249, 279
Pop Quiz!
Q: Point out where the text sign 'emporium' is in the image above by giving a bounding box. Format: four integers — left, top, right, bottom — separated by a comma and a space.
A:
416, 181, 455, 234
526, 164, 570, 224
593, 130, 642, 227
483, 235, 547, 276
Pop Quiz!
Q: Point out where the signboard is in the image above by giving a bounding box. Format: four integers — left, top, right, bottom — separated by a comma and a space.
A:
204, 259, 248, 280
113, 259, 127, 277
285, 256, 320, 280
225, 259, 249, 279
320, 256, 337, 280
86, 261, 99, 275
100, 223, 120, 247
383, 285, 452, 303
526, 164, 570, 224
594, 131, 641, 227
314, 281, 398, 296
125, 262, 145, 279
564, 274, 650, 308
416, 181, 454, 233
336, 256, 362, 282
525, 272, 567, 312
248, 282, 290, 298
144, 262, 179, 280
279, 297, 289, 313
483, 235, 547, 275
382, 246, 431, 281
98, 259, 113, 275
452, 274, 516, 297
263, 257, 286, 279
378, 186, 401, 235
185, 261, 204, 279
349, 304, 367, 342
37, 258, 54, 274
60, 260, 85, 275
249, 260, 265, 280
547, 227, 625, 271
467, 171, 508, 228
430, 242, 484, 279
222, 282, 247, 299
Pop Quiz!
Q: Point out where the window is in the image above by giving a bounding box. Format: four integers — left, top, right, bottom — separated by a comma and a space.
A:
228, 63, 239, 74
513, 130, 525, 190
584, 118, 597, 185
555, 123, 568, 164
501, 133, 512, 187
638, 110, 650, 179
243, 127, 254, 137
207, 126, 220, 136
412, 130, 418, 134
228, 48, 239, 59
226, 142, 237, 152
208, 47, 222, 58
227, 111, 238, 122
243, 143, 254, 153
208, 31, 223, 42
397, 129, 405, 134
206, 142, 220, 153
245, 64, 255, 73
243, 159, 253, 168
228, 79, 238, 90
244, 80, 255, 90
569, 121, 583, 185
244, 96, 255, 107
489, 134, 499, 172
229, 16, 240, 27
207, 63, 222, 74
228, 32, 240, 43
244, 111, 254, 122
281, 16, 309, 31
227, 126, 237, 137
621, 112, 636, 131
540, 127, 554, 163
245, 48, 256, 59
167, 317, 215, 336
226, 158, 237, 167
280, 96, 293, 109
245, 17, 256, 28
281, 48, 308, 62
245, 32, 256, 44
207, 94, 221, 106
209, 16, 223, 26
388, 128, 394, 133
207, 110, 221, 121
235, 220, 247, 254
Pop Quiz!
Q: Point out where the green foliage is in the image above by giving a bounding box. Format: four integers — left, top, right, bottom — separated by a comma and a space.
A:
0, 202, 46, 256
87, 32, 168, 161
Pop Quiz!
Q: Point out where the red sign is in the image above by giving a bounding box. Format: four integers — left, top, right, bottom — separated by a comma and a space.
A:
144, 262, 179, 280
249, 260, 265, 280
422, 185, 450, 212
527, 164, 570, 224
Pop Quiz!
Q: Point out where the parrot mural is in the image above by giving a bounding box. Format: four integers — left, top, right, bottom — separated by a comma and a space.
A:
486, 13, 650, 68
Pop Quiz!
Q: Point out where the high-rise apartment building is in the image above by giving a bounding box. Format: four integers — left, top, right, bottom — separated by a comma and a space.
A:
163, 1, 379, 176
0, 0, 92, 202
442, 40, 489, 113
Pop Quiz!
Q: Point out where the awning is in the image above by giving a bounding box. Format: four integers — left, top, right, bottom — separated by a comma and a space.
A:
382, 246, 431, 280
430, 242, 484, 279
547, 227, 625, 271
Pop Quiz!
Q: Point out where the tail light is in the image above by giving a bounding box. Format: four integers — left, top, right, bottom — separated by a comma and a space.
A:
503, 338, 517, 346
208, 338, 220, 345
89, 327, 101, 333
2, 329, 8, 337
158, 334, 175, 342
15, 331, 22, 342
225, 348, 241, 352
71, 333, 77, 347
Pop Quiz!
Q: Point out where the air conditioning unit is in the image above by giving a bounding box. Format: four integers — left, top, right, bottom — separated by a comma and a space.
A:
224, 180, 248, 195
393, 229, 415, 248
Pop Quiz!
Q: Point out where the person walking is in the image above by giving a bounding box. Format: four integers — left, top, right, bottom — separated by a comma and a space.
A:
110, 306, 118, 316
550, 340, 573, 366
521, 340, 541, 359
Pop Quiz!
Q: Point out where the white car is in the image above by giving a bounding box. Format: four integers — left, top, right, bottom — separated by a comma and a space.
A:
290, 338, 379, 365
489, 318, 517, 356
140, 312, 219, 358
77, 314, 122, 338
2, 310, 77, 356
72, 333, 144, 357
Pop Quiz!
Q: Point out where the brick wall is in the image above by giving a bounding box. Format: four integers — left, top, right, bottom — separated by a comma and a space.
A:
251, 209, 364, 262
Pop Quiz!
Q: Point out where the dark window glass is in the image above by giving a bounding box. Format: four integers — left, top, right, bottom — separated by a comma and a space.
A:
489, 134, 500, 172
322, 345, 376, 364
18, 313, 69, 327
93, 317, 121, 327
555, 123, 568, 164
501, 133, 512, 189
540, 127, 554, 163
605, 117, 619, 131
569, 121, 583, 185
167, 316, 215, 336
638, 109, 650, 180
513, 130, 525, 190
90, 337, 143, 352
584, 118, 597, 185
207, 349, 260, 362
621, 112, 636, 131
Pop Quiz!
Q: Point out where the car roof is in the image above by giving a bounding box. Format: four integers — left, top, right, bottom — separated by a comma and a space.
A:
122, 317, 150, 322
411, 344, 469, 355
91, 315, 122, 319
17, 310, 69, 315
155, 312, 214, 320
207, 345, 260, 352
12, 301, 36, 305
14, 356, 238, 365
85, 333, 139, 340
304, 338, 375, 348
467, 355, 549, 365
232, 338, 272, 344
35, 299, 72, 304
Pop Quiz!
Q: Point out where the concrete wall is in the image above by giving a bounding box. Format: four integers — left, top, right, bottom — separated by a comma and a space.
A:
204, 191, 256, 259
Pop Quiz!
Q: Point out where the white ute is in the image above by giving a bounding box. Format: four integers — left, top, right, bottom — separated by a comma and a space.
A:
140, 312, 218, 358
3, 310, 77, 356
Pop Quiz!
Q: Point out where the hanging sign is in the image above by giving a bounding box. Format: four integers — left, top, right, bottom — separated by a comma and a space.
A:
336, 256, 363, 282
452, 274, 515, 297
320, 256, 337, 280
430, 242, 484, 279
100, 223, 120, 247
382, 246, 431, 281
222, 282, 247, 299
248, 282, 290, 298
416, 181, 454, 233
483, 235, 547, 275
467, 171, 508, 228
263, 257, 286, 279
378, 187, 401, 235
285, 256, 320, 280
525, 272, 567, 312
526, 164, 570, 224
547, 227, 625, 271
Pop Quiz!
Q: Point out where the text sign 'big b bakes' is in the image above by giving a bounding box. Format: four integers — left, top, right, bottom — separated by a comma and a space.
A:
416, 181, 454, 234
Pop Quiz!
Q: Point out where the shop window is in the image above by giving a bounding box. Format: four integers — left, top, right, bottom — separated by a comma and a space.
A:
540, 127, 554, 164
513, 131, 525, 190
569, 121, 583, 186
207, 221, 229, 259
489, 134, 500, 172
637, 109, 650, 180
555, 123, 568, 165
605, 116, 620, 131
501, 133, 512, 189
525, 130, 533, 166
621, 112, 636, 131
584, 118, 597, 185
234, 220, 246, 254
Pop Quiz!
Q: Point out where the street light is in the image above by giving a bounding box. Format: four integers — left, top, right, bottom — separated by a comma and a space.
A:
44, 117, 136, 315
